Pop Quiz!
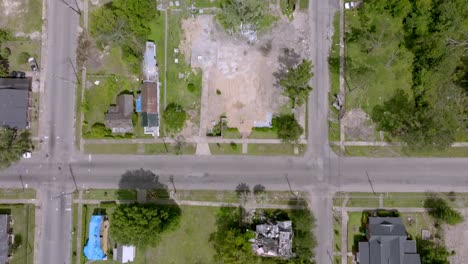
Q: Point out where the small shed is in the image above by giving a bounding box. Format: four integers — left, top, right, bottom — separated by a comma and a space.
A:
113, 245, 136, 263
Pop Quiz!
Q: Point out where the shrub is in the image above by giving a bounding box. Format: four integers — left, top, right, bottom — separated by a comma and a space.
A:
164, 103, 187, 133
216, 89, 221, 95
230, 142, 237, 150
187, 83, 196, 93
424, 197, 463, 225
17, 52, 30, 64
272, 114, 304, 143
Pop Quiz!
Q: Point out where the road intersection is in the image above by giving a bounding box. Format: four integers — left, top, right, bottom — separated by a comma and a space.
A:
0, 0, 467, 264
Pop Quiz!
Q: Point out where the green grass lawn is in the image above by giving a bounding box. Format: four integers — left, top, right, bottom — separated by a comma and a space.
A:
194, 0, 223, 8
344, 146, 468, 157
346, 193, 379, 208
248, 144, 306, 156
222, 127, 242, 139
75, 83, 83, 150
0, 189, 35, 199
399, 212, 433, 239
383, 193, 426, 208
84, 143, 139, 154
329, 121, 340, 142
71, 204, 78, 264
0, 204, 35, 264
328, 12, 341, 144
4, 40, 41, 72
82, 75, 138, 129
299, 0, 309, 10
164, 11, 202, 133
144, 143, 197, 155
347, 212, 363, 252
333, 214, 342, 252
133, 206, 217, 264
29, 93, 40, 137
81, 189, 137, 201
248, 127, 278, 139
209, 143, 243, 155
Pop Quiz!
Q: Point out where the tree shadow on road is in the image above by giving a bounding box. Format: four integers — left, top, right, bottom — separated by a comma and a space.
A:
117, 168, 174, 202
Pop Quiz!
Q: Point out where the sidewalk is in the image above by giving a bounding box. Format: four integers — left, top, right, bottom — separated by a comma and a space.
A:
72, 198, 305, 209
84, 137, 307, 145
331, 141, 468, 147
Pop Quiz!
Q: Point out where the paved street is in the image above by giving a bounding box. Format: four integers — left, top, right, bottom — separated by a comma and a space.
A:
0, 0, 466, 264
33, 0, 79, 263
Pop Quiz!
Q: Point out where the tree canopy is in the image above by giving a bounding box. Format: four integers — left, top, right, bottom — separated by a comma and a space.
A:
0, 127, 32, 168
110, 203, 181, 247
348, 0, 468, 150
89, 0, 158, 73
416, 238, 452, 264
424, 197, 464, 225
279, 60, 313, 106
217, 0, 274, 33
164, 103, 187, 133
273, 114, 304, 143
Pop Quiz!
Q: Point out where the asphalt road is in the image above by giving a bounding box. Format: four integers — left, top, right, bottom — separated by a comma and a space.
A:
0, 0, 466, 264
34, 0, 79, 264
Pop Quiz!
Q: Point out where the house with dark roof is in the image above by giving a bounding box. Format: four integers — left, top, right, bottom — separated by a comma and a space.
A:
0, 78, 31, 129
357, 217, 421, 264
104, 94, 134, 134
0, 214, 11, 264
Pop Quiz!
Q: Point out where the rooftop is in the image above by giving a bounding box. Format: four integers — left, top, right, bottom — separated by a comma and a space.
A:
358, 217, 421, 264
105, 94, 134, 134
0, 78, 31, 129
0, 215, 9, 264
143, 41, 159, 82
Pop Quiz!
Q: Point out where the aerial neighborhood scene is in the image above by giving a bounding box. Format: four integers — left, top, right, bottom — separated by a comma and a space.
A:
0, 0, 466, 263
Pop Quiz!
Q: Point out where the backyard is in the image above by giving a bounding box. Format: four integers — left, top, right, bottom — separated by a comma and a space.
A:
0, 204, 35, 264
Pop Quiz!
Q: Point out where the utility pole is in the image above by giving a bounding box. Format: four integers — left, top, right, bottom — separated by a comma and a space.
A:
19, 175, 25, 192
68, 165, 79, 193
366, 170, 376, 195
58, 0, 81, 15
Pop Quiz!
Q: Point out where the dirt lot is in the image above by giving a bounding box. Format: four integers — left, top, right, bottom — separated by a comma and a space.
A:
445, 209, 468, 264
181, 14, 311, 135
0, 0, 42, 37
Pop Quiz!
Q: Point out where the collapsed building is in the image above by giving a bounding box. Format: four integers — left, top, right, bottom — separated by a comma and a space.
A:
251, 220, 294, 259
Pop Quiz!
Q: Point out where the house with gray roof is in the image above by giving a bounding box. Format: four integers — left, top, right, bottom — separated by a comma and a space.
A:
0, 214, 11, 264
104, 94, 134, 134
0, 78, 31, 129
357, 217, 421, 264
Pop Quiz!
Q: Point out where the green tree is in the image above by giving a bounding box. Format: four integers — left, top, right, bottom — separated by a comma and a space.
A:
0, 128, 32, 168
273, 114, 304, 143
424, 197, 463, 225
218, 0, 271, 33
110, 203, 181, 247
89, 0, 158, 73
164, 103, 187, 133
372, 89, 459, 150
279, 60, 313, 106
416, 238, 451, 264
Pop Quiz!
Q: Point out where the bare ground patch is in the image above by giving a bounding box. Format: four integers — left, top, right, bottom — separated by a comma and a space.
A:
182, 14, 310, 135
445, 209, 468, 264
341, 109, 375, 141
0, 0, 42, 35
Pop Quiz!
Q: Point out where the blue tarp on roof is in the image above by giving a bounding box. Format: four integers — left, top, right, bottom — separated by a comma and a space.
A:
83, 215, 105, 260
136, 95, 142, 113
